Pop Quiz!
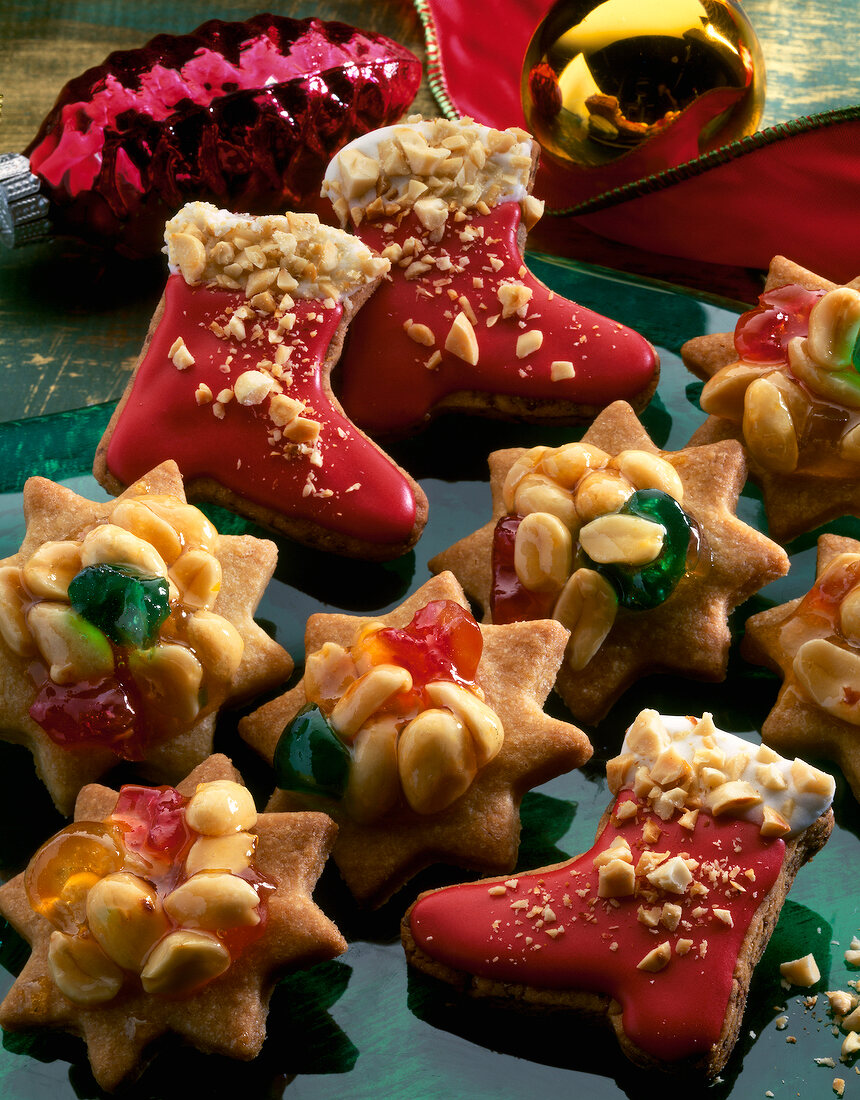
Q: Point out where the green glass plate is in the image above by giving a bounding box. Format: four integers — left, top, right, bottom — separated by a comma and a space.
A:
0, 256, 857, 1100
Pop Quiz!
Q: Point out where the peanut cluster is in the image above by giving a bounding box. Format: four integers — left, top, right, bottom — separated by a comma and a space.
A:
0, 493, 243, 732
165, 202, 388, 302
323, 116, 539, 229
40, 781, 263, 1004
701, 287, 860, 474
304, 621, 504, 821
503, 442, 687, 668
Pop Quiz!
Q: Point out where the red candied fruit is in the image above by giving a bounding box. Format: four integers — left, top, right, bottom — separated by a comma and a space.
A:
368, 600, 483, 686
734, 284, 826, 364
29, 674, 145, 758
490, 515, 557, 626
110, 784, 192, 865
798, 556, 860, 633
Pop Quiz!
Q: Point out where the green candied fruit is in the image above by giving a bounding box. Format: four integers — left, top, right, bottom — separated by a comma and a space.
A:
586, 489, 693, 611
68, 563, 170, 649
274, 703, 350, 799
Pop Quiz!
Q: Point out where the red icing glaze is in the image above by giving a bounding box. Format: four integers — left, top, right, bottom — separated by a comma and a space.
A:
409, 792, 786, 1062
366, 599, 483, 686
734, 284, 825, 364
490, 514, 557, 625
105, 275, 418, 545
339, 203, 658, 433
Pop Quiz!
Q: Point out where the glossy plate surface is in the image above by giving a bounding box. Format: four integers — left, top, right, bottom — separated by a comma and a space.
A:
0, 255, 857, 1099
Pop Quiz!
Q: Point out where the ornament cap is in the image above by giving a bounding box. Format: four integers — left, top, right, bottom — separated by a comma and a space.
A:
0, 152, 52, 248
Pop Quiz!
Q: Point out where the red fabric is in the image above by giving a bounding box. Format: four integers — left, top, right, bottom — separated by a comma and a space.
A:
424, 0, 860, 283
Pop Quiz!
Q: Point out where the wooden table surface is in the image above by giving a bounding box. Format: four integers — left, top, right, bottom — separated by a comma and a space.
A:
0, 0, 858, 421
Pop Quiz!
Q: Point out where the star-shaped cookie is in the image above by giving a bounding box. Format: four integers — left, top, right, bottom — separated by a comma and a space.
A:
94, 203, 427, 560
682, 255, 860, 543
239, 571, 592, 907
429, 401, 789, 724
742, 533, 860, 801
0, 754, 346, 1092
0, 460, 292, 815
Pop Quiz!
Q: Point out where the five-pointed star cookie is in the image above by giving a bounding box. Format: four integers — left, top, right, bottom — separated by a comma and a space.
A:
94, 203, 427, 561
239, 571, 592, 907
0, 754, 346, 1092
0, 460, 292, 815
429, 401, 789, 724
743, 533, 860, 801
682, 255, 860, 543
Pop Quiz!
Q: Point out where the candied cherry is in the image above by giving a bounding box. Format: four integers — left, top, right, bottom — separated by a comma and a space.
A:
734, 284, 825, 364
29, 672, 146, 759
365, 599, 483, 685
110, 785, 192, 872
491, 515, 558, 625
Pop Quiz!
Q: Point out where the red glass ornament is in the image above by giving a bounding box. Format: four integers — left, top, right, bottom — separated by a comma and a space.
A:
369, 600, 483, 686
21, 16, 421, 256
734, 284, 825, 364
490, 515, 557, 625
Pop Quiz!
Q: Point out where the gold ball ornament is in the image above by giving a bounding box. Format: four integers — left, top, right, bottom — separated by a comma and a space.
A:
522, 0, 765, 170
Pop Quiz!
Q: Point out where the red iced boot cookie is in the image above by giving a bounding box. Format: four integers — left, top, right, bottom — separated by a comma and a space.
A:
402, 711, 835, 1078
322, 117, 659, 435
95, 202, 427, 560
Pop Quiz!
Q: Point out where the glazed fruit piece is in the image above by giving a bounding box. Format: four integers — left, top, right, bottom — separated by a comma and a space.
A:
402, 711, 834, 1078
94, 203, 428, 560
429, 401, 789, 724
240, 571, 592, 907
322, 116, 659, 435
0, 460, 291, 814
0, 755, 345, 1091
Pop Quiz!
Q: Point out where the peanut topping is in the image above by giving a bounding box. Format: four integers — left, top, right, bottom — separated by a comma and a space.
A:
165, 203, 389, 301
637, 942, 672, 972
445, 311, 480, 365
323, 116, 535, 228
515, 330, 543, 359
606, 711, 834, 838
299, 604, 505, 822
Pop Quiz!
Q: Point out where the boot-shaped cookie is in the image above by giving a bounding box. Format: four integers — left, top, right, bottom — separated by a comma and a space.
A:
95, 202, 427, 560
322, 117, 659, 436
402, 710, 835, 1078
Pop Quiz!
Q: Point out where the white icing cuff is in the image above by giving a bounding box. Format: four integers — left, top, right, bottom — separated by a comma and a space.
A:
611, 710, 834, 838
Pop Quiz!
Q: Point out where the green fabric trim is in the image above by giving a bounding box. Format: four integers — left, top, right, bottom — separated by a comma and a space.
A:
412, 0, 459, 121
552, 104, 860, 216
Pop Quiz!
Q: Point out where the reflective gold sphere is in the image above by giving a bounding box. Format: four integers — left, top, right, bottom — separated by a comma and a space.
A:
522, 0, 765, 170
